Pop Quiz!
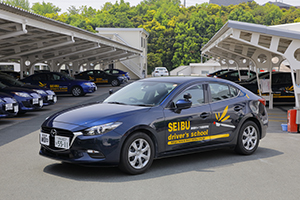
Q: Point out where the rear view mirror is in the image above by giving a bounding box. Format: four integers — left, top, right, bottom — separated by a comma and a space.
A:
109, 89, 114, 95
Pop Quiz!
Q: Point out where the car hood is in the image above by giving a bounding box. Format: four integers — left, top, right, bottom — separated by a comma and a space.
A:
0, 86, 36, 93
46, 103, 150, 129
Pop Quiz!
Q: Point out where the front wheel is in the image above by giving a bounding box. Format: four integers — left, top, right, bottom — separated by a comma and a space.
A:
235, 121, 260, 155
119, 132, 154, 175
71, 86, 84, 97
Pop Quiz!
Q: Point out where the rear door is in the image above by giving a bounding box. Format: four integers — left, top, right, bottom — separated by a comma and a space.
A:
208, 82, 245, 144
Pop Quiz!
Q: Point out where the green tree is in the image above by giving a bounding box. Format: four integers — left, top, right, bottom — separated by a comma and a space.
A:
32, 1, 61, 15
3, 0, 30, 10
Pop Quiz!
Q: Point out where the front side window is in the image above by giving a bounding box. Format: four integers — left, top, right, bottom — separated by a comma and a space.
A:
172, 84, 204, 107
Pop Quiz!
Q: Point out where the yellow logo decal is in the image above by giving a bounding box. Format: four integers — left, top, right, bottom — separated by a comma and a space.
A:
285, 85, 294, 91
39, 82, 47, 87
215, 106, 230, 122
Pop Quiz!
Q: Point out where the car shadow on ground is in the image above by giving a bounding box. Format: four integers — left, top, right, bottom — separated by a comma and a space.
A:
43, 147, 283, 182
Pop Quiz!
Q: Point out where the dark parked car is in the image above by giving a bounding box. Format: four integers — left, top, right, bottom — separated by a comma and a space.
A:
239, 72, 295, 102
207, 69, 234, 77
74, 70, 125, 86
104, 69, 130, 81
39, 76, 268, 174
0, 82, 43, 113
21, 72, 97, 97
216, 70, 256, 82
0, 73, 57, 106
0, 92, 19, 117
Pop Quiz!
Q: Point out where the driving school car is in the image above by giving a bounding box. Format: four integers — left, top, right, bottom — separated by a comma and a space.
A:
21, 72, 97, 97
0, 92, 19, 117
39, 77, 268, 174
0, 82, 43, 113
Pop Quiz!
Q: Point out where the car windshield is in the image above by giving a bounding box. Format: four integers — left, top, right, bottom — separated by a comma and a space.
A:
104, 81, 178, 106
0, 82, 7, 89
0, 75, 24, 87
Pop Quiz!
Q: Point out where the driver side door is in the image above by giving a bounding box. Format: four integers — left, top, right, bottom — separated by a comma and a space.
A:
163, 83, 213, 152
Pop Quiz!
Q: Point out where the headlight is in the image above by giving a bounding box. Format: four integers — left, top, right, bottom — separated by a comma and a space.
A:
33, 89, 46, 95
46, 90, 55, 95
84, 83, 92, 86
13, 92, 31, 97
83, 122, 122, 136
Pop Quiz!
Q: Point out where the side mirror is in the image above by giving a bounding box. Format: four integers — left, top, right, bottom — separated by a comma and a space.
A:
109, 89, 114, 95
175, 99, 192, 110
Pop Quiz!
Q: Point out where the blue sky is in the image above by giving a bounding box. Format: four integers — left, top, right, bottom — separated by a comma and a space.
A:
30, 0, 300, 13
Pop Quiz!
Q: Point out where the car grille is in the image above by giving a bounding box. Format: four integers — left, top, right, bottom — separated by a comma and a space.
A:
41, 127, 74, 151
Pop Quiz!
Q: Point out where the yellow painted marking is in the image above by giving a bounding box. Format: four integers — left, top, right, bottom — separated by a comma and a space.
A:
168, 134, 229, 145
246, 94, 250, 98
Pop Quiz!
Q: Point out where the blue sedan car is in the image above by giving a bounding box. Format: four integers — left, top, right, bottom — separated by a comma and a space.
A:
22, 72, 97, 97
0, 82, 43, 113
39, 77, 268, 174
104, 69, 130, 81
0, 73, 57, 106
0, 92, 19, 117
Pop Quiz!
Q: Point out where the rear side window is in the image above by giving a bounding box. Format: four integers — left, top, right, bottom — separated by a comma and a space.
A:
209, 83, 239, 102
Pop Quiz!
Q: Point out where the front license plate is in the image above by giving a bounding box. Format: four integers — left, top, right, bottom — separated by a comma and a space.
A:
40, 133, 50, 146
33, 98, 38, 104
48, 95, 53, 100
5, 103, 13, 111
39, 100, 43, 107
55, 136, 70, 149
14, 105, 18, 113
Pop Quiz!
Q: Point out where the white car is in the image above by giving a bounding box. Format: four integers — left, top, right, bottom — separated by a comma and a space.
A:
152, 67, 169, 77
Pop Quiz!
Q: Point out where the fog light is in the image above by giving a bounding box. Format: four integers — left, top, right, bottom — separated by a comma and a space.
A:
87, 150, 99, 154
87, 150, 105, 159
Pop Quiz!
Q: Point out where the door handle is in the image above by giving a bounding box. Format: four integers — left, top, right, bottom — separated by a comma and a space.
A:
234, 106, 243, 112
200, 112, 209, 118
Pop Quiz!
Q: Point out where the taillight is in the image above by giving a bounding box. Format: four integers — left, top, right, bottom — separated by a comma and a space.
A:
258, 98, 266, 106
207, 74, 213, 77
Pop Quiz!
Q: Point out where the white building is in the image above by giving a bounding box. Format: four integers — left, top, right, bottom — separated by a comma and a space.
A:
96, 28, 149, 79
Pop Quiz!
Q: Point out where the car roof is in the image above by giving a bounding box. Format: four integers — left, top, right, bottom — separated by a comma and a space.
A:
138, 76, 235, 85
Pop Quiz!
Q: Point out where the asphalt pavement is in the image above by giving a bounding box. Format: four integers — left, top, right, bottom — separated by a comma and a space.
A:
0, 84, 300, 200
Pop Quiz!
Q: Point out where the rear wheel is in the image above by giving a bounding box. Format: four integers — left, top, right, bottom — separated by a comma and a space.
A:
111, 79, 120, 87
71, 86, 84, 97
119, 132, 154, 175
235, 121, 259, 155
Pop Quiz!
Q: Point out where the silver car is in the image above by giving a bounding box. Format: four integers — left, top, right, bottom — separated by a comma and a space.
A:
152, 67, 169, 77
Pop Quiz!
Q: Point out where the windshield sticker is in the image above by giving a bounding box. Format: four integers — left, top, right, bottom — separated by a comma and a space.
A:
214, 106, 235, 128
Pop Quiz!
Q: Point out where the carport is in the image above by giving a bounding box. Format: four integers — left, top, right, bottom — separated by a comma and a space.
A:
0, 3, 142, 78
201, 20, 300, 111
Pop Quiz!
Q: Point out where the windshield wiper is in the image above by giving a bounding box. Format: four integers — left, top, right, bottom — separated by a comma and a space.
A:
107, 101, 126, 105
134, 104, 154, 107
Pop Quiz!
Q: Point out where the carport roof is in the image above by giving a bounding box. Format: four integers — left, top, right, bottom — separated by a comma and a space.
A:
0, 3, 142, 67
201, 20, 300, 108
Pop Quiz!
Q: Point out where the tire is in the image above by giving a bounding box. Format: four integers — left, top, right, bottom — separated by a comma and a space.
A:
71, 86, 84, 97
235, 121, 260, 155
111, 79, 120, 87
119, 132, 154, 175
